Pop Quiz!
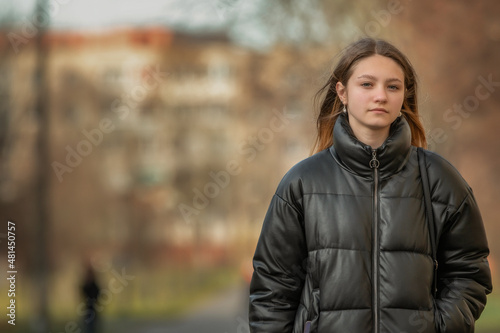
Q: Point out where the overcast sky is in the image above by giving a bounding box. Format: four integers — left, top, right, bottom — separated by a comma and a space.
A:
2, 0, 329, 50
5, 0, 253, 31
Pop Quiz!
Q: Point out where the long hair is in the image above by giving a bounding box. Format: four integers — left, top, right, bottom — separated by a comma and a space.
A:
311, 38, 426, 154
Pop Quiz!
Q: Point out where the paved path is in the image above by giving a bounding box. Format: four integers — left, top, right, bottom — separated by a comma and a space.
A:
103, 284, 249, 333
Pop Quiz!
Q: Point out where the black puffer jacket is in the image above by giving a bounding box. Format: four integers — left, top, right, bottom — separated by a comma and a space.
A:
249, 113, 492, 333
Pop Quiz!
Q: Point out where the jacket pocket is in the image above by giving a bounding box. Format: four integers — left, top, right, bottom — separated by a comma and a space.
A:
432, 297, 441, 333
305, 288, 320, 333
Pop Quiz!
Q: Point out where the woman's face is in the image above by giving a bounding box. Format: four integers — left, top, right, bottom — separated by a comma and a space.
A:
336, 54, 405, 142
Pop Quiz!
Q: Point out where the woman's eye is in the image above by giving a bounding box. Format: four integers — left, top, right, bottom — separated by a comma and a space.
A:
361, 82, 372, 87
388, 85, 400, 90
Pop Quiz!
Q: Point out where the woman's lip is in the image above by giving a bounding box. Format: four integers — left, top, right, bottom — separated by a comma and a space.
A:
369, 108, 388, 112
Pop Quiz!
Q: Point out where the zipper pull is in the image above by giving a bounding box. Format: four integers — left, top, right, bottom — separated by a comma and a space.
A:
369, 150, 380, 169
304, 321, 311, 333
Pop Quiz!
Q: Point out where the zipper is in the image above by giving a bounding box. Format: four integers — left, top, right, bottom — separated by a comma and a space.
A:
370, 149, 380, 333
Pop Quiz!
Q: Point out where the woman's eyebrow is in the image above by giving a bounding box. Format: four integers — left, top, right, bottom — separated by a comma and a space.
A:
356, 74, 403, 83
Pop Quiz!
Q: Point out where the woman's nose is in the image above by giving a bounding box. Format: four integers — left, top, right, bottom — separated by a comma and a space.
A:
374, 86, 388, 103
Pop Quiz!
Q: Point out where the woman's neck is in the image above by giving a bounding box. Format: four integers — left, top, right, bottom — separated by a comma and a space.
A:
350, 126, 390, 149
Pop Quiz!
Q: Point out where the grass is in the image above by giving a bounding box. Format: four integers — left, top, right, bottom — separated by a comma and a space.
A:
0, 265, 241, 333
476, 290, 500, 333
124, 265, 241, 318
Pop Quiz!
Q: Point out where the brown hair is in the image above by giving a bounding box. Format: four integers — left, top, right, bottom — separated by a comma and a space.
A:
311, 38, 426, 154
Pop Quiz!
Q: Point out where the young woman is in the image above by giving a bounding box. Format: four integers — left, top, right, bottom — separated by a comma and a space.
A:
248, 38, 492, 333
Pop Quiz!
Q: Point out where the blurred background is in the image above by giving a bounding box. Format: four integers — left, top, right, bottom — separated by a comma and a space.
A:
0, 0, 499, 332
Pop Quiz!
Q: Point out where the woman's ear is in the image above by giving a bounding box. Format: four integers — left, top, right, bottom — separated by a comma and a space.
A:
336, 81, 347, 104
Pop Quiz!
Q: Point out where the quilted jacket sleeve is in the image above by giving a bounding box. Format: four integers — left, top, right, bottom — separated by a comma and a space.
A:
434, 187, 493, 333
249, 193, 307, 333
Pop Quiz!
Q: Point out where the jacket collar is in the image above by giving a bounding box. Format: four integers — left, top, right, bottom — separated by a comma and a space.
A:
330, 113, 412, 178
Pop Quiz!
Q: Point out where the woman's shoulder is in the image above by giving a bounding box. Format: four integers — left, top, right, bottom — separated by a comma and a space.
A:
421, 148, 473, 205
275, 148, 333, 198
281, 148, 333, 181
422, 149, 468, 183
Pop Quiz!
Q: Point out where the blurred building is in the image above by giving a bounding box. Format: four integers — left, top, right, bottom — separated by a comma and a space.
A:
0, 26, 315, 272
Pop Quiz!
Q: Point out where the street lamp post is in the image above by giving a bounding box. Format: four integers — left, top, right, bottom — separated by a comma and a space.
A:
34, 0, 50, 331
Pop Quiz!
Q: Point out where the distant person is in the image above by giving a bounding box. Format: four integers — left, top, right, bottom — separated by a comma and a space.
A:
81, 264, 101, 333
249, 38, 492, 332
